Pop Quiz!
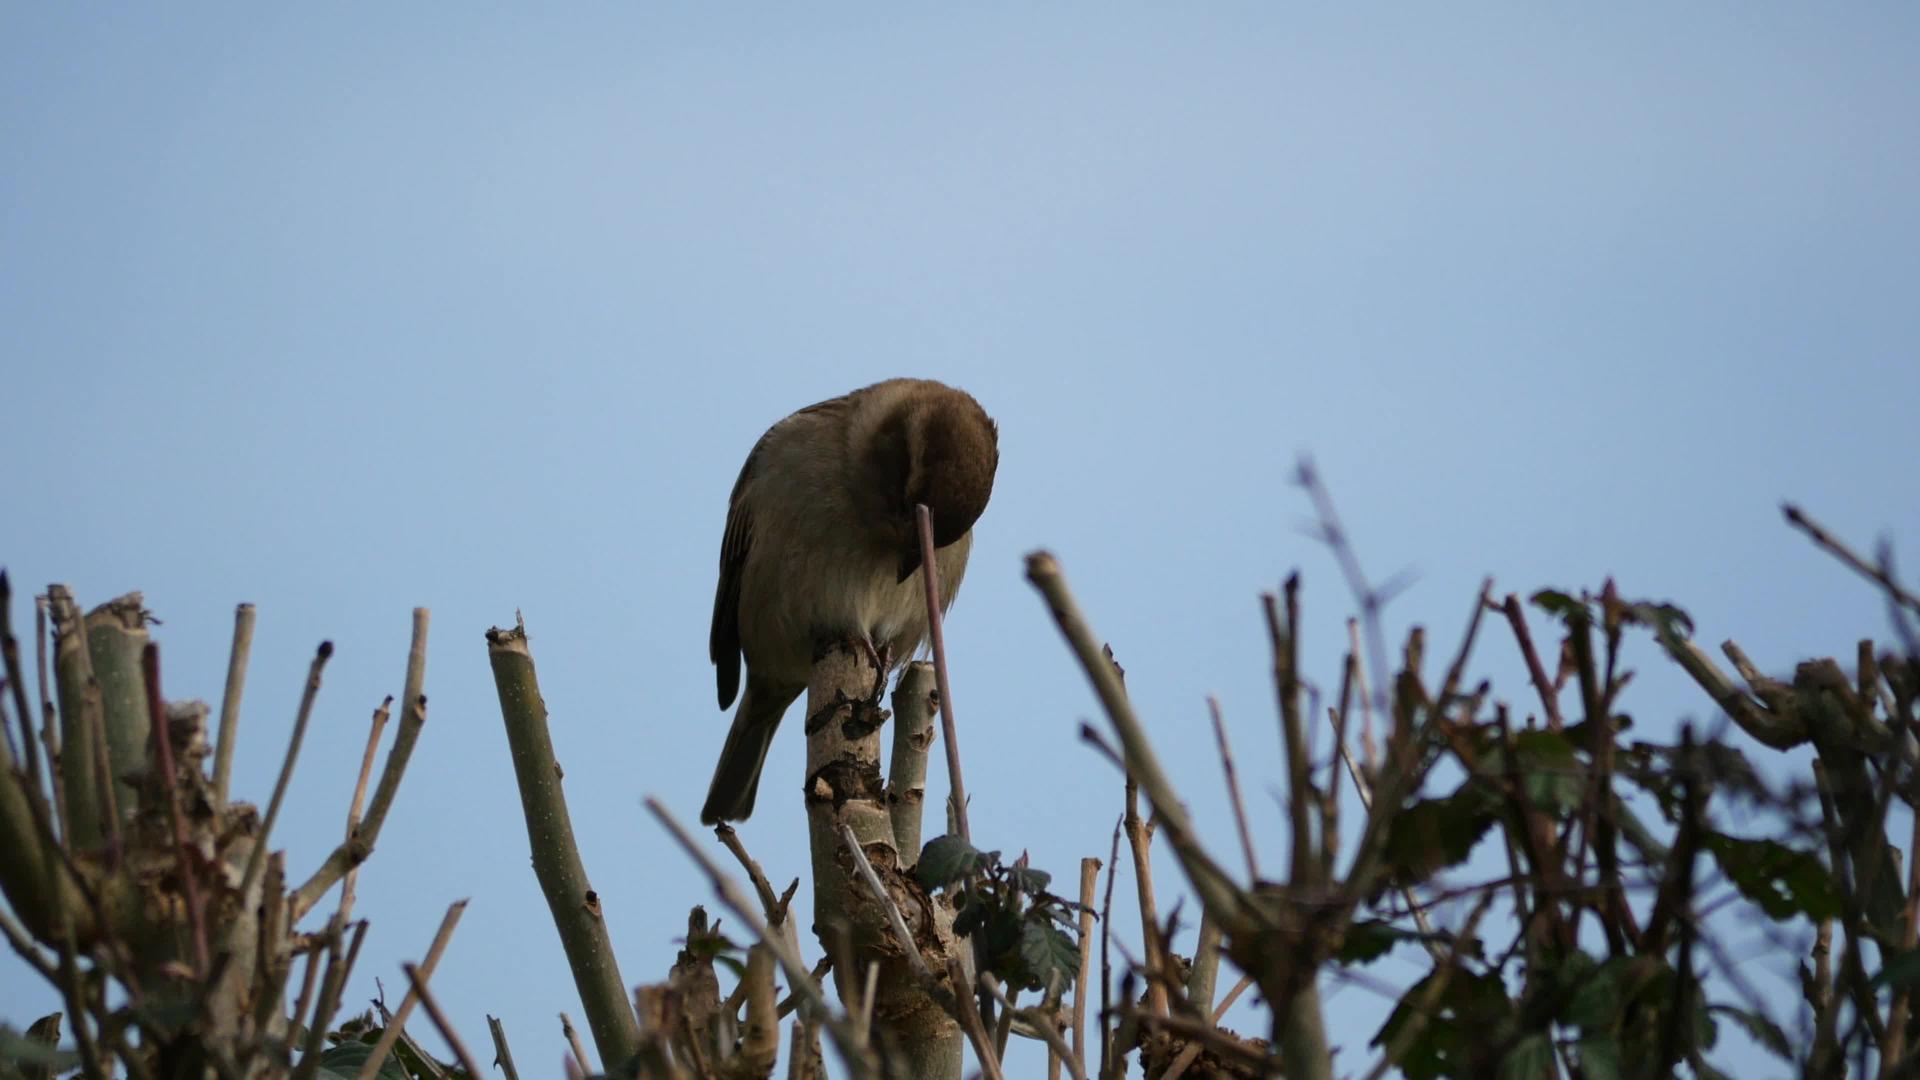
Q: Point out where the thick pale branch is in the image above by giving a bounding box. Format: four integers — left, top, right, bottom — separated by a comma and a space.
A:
488, 621, 640, 1069
886, 662, 937, 863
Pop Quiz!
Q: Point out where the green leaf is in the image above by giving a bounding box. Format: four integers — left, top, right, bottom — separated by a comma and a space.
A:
1872, 946, 1920, 989
1563, 713, 1632, 745
680, 928, 744, 959
916, 834, 983, 888
1703, 833, 1842, 921
954, 899, 987, 937
1708, 1004, 1790, 1061
1620, 600, 1695, 642
1530, 589, 1592, 628
1379, 786, 1500, 892
1575, 1034, 1621, 1080
0, 1026, 79, 1072
310, 1040, 410, 1080
1563, 956, 1624, 1029
1007, 864, 1053, 895
1337, 920, 1411, 965
1015, 920, 1080, 992
130, 992, 202, 1038
1373, 970, 1513, 1079
981, 906, 1025, 959
1512, 729, 1587, 812
1498, 1033, 1555, 1080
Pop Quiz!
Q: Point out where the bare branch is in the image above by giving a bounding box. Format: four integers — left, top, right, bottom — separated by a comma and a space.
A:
211, 602, 256, 809
402, 961, 486, 1079
1784, 504, 1920, 618
354, 899, 468, 1080
240, 640, 333, 907
915, 503, 972, 843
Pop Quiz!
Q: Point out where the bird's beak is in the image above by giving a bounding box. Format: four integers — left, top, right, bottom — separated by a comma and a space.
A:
897, 547, 923, 583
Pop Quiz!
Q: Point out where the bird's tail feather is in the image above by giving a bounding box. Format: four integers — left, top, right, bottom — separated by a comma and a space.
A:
700, 683, 798, 824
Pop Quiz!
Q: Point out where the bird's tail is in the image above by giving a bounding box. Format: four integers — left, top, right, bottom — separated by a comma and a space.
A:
701, 682, 800, 824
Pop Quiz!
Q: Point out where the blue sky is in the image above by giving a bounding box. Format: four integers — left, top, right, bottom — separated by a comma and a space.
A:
4, 5, 1917, 1075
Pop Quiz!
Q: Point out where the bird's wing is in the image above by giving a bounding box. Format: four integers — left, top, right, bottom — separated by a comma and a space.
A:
709, 391, 859, 709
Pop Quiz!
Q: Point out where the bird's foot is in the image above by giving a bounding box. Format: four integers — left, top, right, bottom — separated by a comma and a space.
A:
858, 637, 893, 705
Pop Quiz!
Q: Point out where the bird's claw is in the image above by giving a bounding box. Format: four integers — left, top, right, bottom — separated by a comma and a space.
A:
858, 637, 892, 705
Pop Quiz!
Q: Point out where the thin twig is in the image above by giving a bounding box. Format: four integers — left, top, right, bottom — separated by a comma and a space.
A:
242, 640, 333, 906
402, 962, 487, 1079
283, 949, 325, 1064
291, 917, 369, 1080
354, 899, 469, 1080
1126, 1010, 1272, 1072
1265, 579, 1316, 888
645, 796, 876, 1079
716, 822, 786, 921
1324, 653, 1355, 882
1784, 504, 1920, 618
1883, 757, 1920, 1073
993, 981, 1016, 1059
1363, 893, 1495, 1080
945, 957, 1006, 1080
0, 572, 44, 793
1099, 818, 1121, 1080
982, 972, 1085, 1080
337, 697, 392, 923
1073, 856, 1098, 1069
1123, 778, 1169, 1017
34, 594, 69, 847
836, 824, 934, 984
1213, 974, 1253, 1022
914, 503, 971, 843
1208, 697, 1259, 885
0, 904, 58, 982
560, 1013, 593, 1077
212, 602, 256, 809
1348, 619, 1378, 777
1334, 728, 1445, 963
1161, 971, 1257, 1080
1026, 552, 1247, 931
1296, 458, 1395, 724
293, 610, 429, 919
1501, 594, 1563, 731
488, 1015, 522, 1080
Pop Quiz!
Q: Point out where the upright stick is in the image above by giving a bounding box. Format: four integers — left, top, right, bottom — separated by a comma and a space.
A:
914, 504, 970, 842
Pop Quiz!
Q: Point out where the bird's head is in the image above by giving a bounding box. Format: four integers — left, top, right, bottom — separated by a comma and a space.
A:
867, 386, 1000, 582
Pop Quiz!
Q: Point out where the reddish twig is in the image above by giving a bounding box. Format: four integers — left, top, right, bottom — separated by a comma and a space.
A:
1502, 594, 1564, 731
1784, 504, 1920, 619
914, 503, 970, 842
141, 644, 209, 975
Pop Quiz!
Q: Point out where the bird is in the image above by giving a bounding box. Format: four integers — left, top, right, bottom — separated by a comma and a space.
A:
701, 378, 999, 825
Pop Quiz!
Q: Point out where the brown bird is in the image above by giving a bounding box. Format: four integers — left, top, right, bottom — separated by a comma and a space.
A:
701, 378, 999, 825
